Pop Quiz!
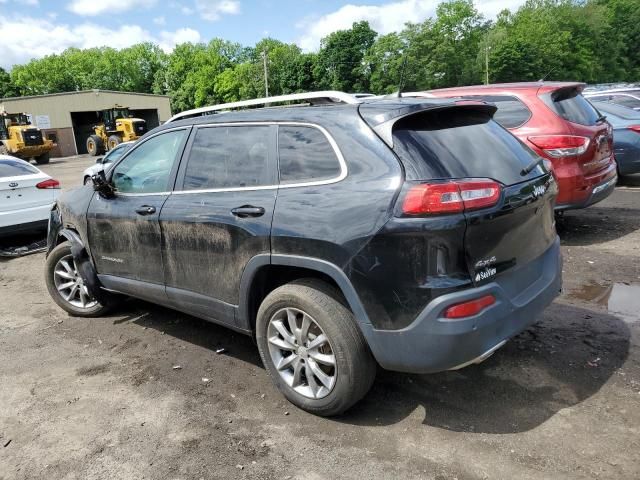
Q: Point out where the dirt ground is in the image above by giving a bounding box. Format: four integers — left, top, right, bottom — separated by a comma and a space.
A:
1, 155, 639, 480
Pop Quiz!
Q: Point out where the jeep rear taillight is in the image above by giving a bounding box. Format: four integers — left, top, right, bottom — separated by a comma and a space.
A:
528, 135, 590, 157
402, 179, 501, 215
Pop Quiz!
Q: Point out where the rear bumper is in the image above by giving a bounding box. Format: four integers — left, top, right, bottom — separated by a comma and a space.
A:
554, 161, 617, 210
555, 172, 617, 211
0, 203, 53, 229
364, 237, 562, 373
0, 219, 48, 237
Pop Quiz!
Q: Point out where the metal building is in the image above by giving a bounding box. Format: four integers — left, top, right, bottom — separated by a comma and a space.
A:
0, 90, 171, 157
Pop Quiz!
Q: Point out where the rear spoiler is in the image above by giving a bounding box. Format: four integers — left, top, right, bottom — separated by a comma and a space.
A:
359, 99, 496, 148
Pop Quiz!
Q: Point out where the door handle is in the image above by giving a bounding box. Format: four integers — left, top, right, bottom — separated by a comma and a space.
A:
231, 205, 265, 218
135, 205, 156, 216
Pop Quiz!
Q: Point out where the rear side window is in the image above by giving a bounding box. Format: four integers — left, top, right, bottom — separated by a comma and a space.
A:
278, 126, 342, 184
183, 126, 274, 190
543, 88, 601, 126
0, 159, 39, 177
462, 95, 531, 128
392, 108, 544, 186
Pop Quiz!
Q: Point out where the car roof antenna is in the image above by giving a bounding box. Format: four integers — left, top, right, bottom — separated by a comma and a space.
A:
390, 56, 408, 98
538, 67, 556, 82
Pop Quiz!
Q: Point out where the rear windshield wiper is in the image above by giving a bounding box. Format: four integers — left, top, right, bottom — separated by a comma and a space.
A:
521, 157, 544, 176
596, 114, 607, 123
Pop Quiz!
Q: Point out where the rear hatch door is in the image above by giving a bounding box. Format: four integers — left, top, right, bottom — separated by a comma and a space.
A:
0, 159, 53, 213
386, 103, 558, 285
540, 85, 613, 175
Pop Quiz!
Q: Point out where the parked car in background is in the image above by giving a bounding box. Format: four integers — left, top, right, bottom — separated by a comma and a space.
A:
45, 91, 561, 416
584, 88, 640, 111
590, 101, 640, 176
83, 141, 135, 185
424, 82, 617, 210
0, 155, 60, 237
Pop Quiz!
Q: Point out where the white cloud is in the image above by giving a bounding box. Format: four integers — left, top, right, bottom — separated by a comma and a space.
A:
296, 0, 526, 51
195, 0, 240, 22
0, 16, 201, 68
67, 0, 156, 16
153, 16, 166, 25
158, 27, 201, 51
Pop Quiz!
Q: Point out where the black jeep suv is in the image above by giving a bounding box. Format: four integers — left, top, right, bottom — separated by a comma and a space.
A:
45, 93, 562, 416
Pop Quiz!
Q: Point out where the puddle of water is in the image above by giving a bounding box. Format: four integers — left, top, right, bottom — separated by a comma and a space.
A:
569, 282, 640, 322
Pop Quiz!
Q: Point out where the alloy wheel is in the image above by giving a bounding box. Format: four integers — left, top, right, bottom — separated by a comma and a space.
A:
267, 307, 337, 399
53, 254, 98, 309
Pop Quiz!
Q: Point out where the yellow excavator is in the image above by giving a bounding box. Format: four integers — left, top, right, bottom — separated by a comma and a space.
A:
86, 106, 147, 156
0, 111, 54, 164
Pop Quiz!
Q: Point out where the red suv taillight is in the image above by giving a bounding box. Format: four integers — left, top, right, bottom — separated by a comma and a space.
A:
402, 179, 501, 215
528, 135, 590, 157
628, 125, 640, 134
36, 179, 60, 189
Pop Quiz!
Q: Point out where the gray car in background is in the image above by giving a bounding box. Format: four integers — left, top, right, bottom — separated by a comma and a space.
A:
591, 101, 640, 176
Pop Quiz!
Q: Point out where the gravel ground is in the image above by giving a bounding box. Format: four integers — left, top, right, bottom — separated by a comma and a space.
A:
1, 156, 639, 480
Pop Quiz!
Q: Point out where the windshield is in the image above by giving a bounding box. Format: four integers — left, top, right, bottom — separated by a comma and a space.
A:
0, 158, 39, 177
392, 108, 545, 186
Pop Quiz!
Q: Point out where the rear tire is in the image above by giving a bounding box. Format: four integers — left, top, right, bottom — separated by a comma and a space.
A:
35, 151, 50, 165
86, 135, 103, 156
45, 242, 112, 317
107, 135, 121, 151
0, 144, 8, 155
256, 279, 376, 416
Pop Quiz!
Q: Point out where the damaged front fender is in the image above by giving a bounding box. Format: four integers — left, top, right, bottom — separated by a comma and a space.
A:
52, 227, 113, 305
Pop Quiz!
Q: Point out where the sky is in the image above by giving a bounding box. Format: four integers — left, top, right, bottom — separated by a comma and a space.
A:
0, 0, 527, 69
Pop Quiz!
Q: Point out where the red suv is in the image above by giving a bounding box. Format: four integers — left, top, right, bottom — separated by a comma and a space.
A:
425, 82, 617, 210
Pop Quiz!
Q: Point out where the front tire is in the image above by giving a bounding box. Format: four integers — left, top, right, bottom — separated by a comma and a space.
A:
107, 135, 121, 151
86, 135, 104, 156
45, 242, 112, 317
256, 279, 376, 416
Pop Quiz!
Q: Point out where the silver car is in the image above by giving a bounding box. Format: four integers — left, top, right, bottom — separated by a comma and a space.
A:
83, 141, 135, 185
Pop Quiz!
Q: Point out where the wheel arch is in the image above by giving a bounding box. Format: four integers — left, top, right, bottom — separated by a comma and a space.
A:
238, 254, 374, 339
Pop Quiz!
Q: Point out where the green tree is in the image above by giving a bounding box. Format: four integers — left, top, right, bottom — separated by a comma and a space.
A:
314, 21, 377, 92
0, 67, 17, 98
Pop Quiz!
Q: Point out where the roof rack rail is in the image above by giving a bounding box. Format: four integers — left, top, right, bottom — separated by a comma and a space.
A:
166, 91, 360, 123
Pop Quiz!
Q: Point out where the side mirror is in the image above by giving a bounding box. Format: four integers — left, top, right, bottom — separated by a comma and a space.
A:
91, 170, 115, 198
95, 156, 103, 164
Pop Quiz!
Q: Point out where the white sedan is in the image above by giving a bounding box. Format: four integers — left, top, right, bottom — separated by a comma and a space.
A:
0, 155, 60, 237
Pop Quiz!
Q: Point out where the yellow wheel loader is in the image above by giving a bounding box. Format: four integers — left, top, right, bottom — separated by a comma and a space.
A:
0, 112, 55, 164
86, 107, 147, 156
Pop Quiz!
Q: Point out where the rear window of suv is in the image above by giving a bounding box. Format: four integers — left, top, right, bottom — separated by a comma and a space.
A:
392, 108, 545, 186
543, 87, 601, 126
457, 95, 532, 128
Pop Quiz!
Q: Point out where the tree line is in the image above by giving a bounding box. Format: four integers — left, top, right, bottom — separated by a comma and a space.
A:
1, 0, 638, 113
